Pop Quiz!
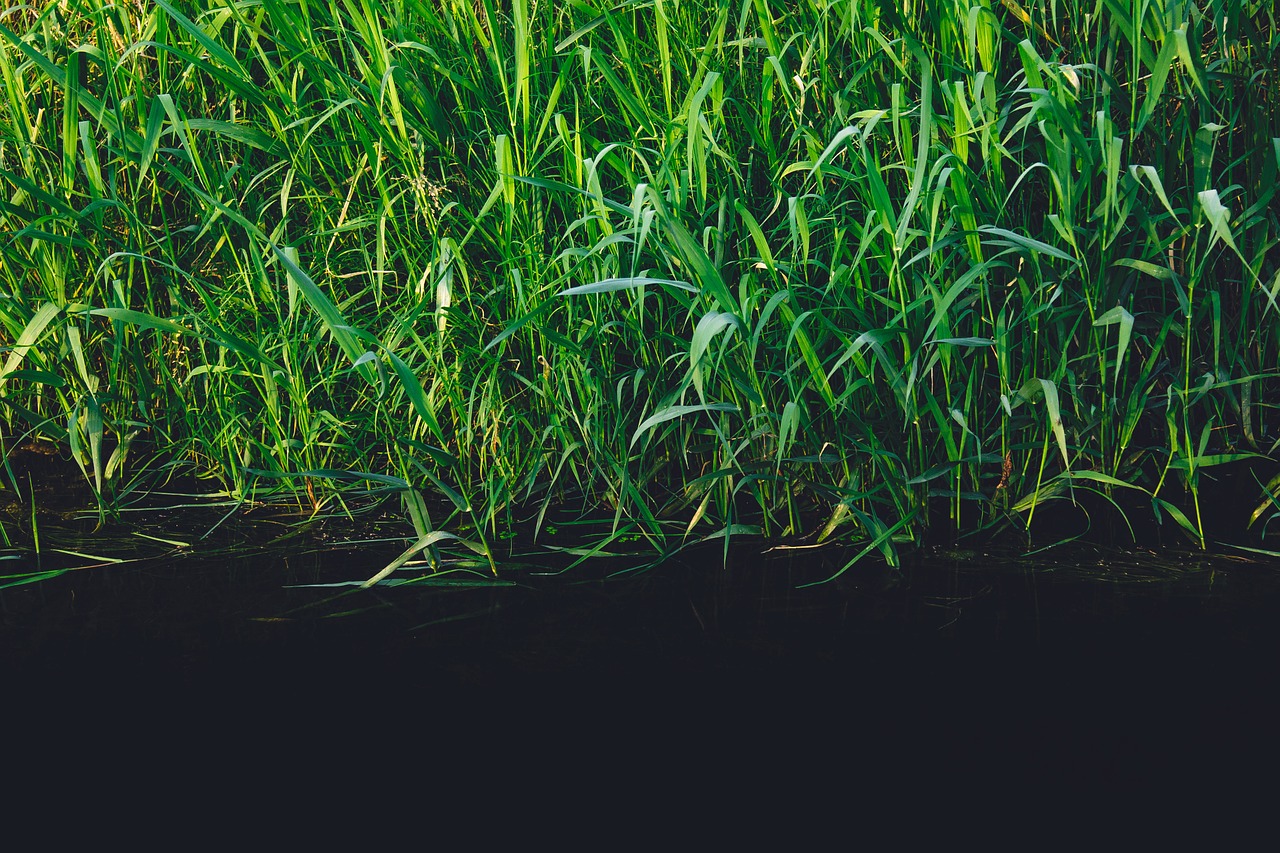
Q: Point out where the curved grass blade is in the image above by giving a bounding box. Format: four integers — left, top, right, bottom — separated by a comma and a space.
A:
558, 276, 698, 296
0, 303, 60, 393
631, 402, 738, 449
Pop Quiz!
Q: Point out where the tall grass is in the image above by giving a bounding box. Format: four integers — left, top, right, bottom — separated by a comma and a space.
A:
0, 0, 1277, 574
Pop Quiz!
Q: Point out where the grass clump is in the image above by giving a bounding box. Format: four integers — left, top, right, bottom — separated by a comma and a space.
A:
1, 0, 1278, 574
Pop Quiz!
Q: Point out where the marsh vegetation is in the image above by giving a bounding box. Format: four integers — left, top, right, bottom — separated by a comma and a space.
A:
1, 0, 1278, 580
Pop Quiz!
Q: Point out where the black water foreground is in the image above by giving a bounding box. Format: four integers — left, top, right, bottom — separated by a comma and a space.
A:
4, 542, 1279, 787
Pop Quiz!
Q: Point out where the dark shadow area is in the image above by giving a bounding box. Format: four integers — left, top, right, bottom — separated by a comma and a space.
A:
4, 541, 1279, 791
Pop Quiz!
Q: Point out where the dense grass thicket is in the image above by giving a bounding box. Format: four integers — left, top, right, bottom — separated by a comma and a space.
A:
1, 0, 1278, 573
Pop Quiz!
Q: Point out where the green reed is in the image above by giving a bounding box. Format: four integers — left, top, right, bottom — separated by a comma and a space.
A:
0, 0, 1276, 576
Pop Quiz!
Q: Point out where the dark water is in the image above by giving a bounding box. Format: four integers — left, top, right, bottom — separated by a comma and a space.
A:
4, 540, 1279, 786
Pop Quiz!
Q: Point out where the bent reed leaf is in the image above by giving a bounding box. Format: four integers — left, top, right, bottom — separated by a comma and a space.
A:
631, 403, 739, 449
558, 277, 698, 296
